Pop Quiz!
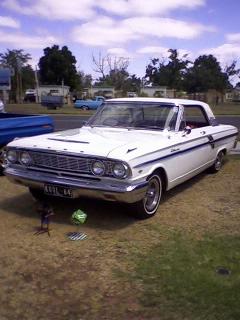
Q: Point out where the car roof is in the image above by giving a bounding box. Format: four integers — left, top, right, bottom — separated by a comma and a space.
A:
106, 97, 215, 119
108, 97, 205, 106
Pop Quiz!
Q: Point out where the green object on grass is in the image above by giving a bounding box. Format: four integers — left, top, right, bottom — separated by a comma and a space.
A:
71, 210, 87, 225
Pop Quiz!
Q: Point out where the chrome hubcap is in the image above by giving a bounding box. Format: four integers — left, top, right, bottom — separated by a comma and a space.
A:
144, 176, 161, 213
215, 153, 223, 170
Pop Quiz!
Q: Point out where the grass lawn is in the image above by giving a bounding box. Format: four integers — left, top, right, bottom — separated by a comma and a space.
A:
0, 156, 239, 319
5, 101, 240, 116
5, 103, 94, 116
211, 102, 240, 115
125, 233, 240, 320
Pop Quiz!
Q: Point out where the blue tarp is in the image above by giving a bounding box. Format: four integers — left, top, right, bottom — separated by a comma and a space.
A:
0, 113, 54, 146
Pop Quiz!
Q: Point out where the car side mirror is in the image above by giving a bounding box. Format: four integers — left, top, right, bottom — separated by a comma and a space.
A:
182, 126, 192, 136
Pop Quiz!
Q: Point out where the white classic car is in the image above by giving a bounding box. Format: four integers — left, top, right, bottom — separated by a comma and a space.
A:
4, 98, 239, 219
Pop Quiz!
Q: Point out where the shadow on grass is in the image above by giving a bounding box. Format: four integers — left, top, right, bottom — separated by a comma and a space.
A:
0, 158, 230, 230
0, 190, 137, 231
0, 175, 210, 233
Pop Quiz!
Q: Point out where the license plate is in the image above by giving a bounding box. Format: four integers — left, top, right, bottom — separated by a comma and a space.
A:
44, 184, 73, 198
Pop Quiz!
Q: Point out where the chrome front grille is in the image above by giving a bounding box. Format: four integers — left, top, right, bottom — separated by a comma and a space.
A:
28, 151, 113, 175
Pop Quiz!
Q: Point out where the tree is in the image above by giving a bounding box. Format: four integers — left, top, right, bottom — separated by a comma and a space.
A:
21, 65, 35, 91
93, 52, 141, 94
184, 55, 229, 93
122, 74, 142, 93
145, 49, 191, 90
93, 53, 129, 90
92, 53, 129, 80
78, 71, 92, 89
38, 45, 79, 90
224, 60, 240, 87
0, 49, 34, 102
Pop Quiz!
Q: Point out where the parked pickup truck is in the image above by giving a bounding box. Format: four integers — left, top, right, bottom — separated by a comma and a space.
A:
74, 96, 104, 110
3, 98, 238, 219
0, 113, 54, 171
41, 95, 64, 109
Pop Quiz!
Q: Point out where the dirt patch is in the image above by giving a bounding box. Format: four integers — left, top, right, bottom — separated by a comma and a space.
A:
0, 157, 239, 319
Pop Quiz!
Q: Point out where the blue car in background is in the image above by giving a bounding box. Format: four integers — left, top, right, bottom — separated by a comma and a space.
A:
74, 96, 105, 110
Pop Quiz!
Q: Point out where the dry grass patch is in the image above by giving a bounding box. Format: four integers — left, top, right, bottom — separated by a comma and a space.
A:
0, 156, 239, 319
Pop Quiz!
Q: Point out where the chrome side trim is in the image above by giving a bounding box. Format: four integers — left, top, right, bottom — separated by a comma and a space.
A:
134, 132, 238, 169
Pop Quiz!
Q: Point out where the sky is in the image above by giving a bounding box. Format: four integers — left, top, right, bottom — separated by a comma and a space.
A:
0, 0, 240, 82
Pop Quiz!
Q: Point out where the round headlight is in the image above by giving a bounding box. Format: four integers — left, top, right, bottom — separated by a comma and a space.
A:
20, 151, 32, 166
91, 160, 105, 176
113, 163, 128, 178
6, 150, 17, 163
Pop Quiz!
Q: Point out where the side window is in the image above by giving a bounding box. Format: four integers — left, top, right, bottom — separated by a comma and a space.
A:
182, 105, 209, 129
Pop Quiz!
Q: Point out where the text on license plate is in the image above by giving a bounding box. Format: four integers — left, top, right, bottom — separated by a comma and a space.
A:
44, 184, 73, 198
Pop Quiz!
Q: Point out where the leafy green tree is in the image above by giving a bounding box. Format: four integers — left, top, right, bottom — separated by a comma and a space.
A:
72, 71, 93, 97
21, 65, 35, 90
145, 49, 190, 90
184, 55, 229, 93
78, 71, 92, 89
39, 45, 79, 90
0, 49, 34, 102
123, 74, 141, 93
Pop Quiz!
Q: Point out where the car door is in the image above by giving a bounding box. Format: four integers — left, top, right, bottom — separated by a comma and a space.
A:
166, 104, 215, 186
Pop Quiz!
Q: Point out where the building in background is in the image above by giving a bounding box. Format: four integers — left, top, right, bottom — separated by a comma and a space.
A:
24, 85, 70, 104
140, 86, 175, 98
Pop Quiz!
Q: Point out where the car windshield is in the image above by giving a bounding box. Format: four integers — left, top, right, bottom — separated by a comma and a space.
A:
87, 102, 178, 131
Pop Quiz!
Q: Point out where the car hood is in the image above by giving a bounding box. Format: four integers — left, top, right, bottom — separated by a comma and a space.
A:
8, 126, 174, 161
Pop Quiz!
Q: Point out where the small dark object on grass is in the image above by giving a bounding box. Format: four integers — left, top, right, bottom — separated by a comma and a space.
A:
216, 267, 231, 276
34, 202, 54, 237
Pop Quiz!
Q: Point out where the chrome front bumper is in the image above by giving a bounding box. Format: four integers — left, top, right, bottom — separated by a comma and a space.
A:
4, 167, 148, 203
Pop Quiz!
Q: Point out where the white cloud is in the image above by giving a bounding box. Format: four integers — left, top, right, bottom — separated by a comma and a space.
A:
2, 0, 96, 20
137, 46, 169, 55
0, 28, 61, 49
124, 17, 214, 39
200, 43, 240, 64
72, 16, 214, 47
0, 15, 20, 28
107, 47, 130, 56
226, 33, 240, 43
2, 0, 205, 20
98, 0, 205, 16
72, 17, 140, 46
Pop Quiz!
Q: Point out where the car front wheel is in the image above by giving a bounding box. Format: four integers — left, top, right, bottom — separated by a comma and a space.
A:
132, 174, 162, 219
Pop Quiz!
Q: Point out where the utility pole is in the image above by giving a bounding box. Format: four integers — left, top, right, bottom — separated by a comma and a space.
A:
35, 67, 40, 103
16, 58, 22, 103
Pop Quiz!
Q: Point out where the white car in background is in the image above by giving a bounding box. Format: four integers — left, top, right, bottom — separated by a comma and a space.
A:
4, 98, 239, 219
